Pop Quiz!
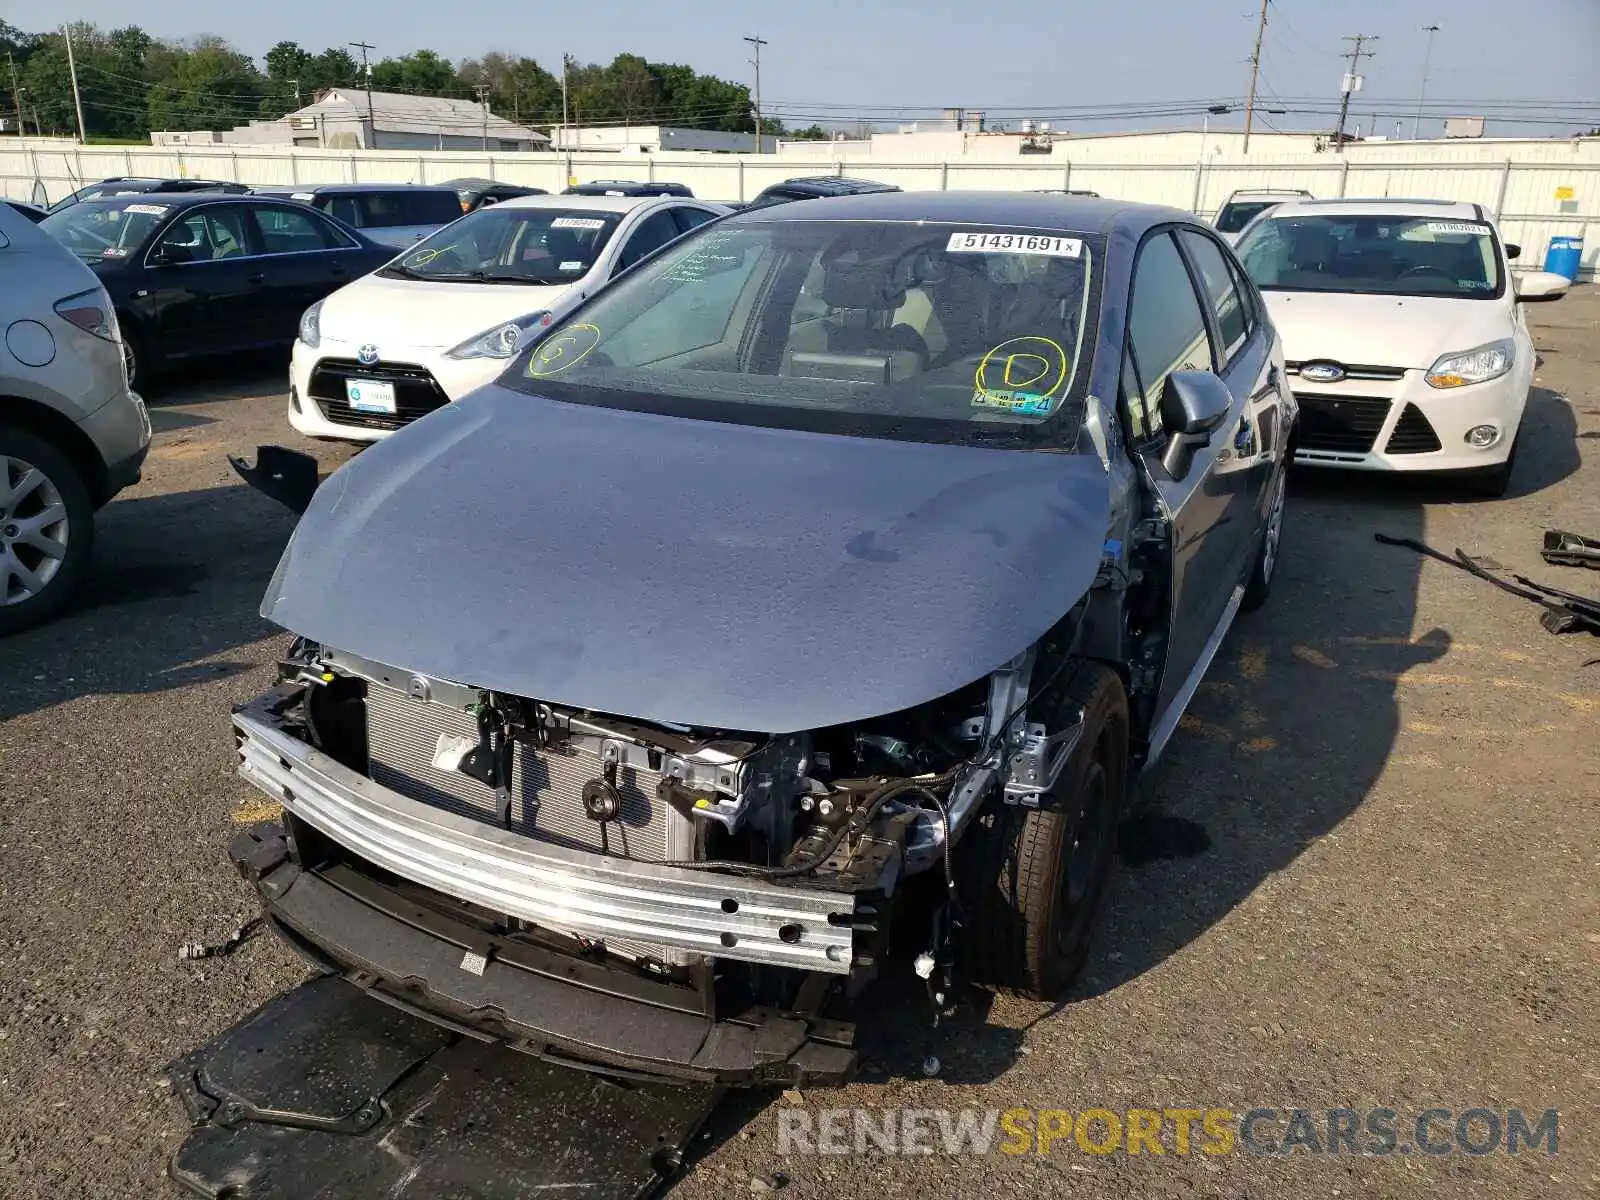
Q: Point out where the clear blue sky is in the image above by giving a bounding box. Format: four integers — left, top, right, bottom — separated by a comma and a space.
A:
26, 0, 1600, 135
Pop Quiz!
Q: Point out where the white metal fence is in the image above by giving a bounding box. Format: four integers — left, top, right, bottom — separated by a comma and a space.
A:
4, 140, 1593, 277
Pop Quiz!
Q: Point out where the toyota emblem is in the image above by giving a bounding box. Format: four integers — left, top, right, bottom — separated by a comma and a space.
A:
1301, 362, 1346, 384
357, 344, 379, 365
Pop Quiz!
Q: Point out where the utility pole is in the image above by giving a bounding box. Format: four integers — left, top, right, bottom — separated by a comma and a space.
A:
1412, 24, 1440, 140
743, 35, 768, 152
349, 41, 377, 147
475, 83, 490, 150
561, 53, 570, 146
1334, 34, 1376, 150
289, 78, 301, 109
62, 23, 87, 143
7, 53, 24, 137
1241, 0, 1270, 155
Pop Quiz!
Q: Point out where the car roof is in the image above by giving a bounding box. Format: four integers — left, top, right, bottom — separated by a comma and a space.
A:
1224, 188, 1312, 200
252, 183, 458, 195
1262, 198, 1488, 221
494, 193, 673, 214
55, 192, 273, 211
725, 189, 1194, 236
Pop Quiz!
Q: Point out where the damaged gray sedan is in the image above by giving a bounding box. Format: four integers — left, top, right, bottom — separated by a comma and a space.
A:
230, 193, 1296, 1087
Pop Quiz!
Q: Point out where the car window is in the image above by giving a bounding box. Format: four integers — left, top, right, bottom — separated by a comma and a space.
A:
250, 204, 346, 254
404, 191, 467, 226
1126, 231, 1214, 443
1179, 230, 1249, 366
616, 210, 684, 272
326, 195, 363, 227
1235, 213, 1504, 300
1226, 254, 1259, 334
40, 200, 171, 265
355, 192, 410, 228
671, 206, 717, 235
1215, 200, 1282, 234
387, 206, 623, 284
508, 220, 1101, 448
154, 207, 250, 262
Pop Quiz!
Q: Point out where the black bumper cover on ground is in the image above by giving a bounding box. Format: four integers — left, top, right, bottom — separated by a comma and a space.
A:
229, 824, 857, 1088
168, 974, 722, 1200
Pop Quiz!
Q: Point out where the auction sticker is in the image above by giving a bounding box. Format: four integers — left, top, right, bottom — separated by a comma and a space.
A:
947, 231, 1082, 257
551, 216, 606, 229
124, 203, 168, 215
1426, 222, 1488, 235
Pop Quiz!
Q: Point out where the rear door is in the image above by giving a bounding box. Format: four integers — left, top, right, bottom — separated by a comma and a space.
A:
610, 207, 690, 278
243, 202, 368, 344
139, 204, 267, 357
1120, 229, 1243, 727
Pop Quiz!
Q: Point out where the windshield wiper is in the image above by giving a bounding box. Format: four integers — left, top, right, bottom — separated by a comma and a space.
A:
379, 262, 430, 281
462, 269, 550, 284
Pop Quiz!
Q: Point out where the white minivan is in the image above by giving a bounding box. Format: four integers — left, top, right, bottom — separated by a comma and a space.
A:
1233, 198, 1567, 496
288, 194, 726, 441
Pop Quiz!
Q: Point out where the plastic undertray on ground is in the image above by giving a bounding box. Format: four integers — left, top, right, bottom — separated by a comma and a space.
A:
166, 975, 723, 1199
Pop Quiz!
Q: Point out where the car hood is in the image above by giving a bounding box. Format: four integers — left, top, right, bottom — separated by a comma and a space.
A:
319, 272, 579, 351
262, 388, 1111, 733
1261, 290, 1511, 370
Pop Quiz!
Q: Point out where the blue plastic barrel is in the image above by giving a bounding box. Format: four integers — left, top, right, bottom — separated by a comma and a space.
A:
1543, 235, 1583, 280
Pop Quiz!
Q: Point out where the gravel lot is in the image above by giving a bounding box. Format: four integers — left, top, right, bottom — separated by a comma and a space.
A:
1, 294, 1596, 1199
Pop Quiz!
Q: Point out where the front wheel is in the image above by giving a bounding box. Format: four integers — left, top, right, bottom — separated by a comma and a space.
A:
1459, 435, 1518, 500
961, 659, 1129, 1000
0, 427, 96, 635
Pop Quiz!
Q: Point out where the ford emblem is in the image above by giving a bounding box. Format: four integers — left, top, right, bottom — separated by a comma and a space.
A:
357, 344, 379, 365
1301, 361, 1346, 384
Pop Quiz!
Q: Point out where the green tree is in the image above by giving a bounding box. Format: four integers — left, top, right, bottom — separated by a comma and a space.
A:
787, 124, 832, 141
303, 46, 358, 92
371, 49, 458, 95
145, 36, 265, 132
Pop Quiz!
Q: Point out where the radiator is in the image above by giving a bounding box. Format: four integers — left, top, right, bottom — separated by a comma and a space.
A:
363, 682, 687, 964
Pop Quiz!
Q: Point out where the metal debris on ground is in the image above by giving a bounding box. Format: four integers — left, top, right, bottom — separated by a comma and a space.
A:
1542, 529, 1600, 570
1376, 534, 1600, 637
177, 917, 264, 961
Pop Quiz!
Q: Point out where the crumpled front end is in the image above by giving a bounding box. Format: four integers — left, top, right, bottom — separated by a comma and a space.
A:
227, 632, 1051, 1085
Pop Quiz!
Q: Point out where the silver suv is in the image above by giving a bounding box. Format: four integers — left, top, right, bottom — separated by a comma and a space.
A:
1, 203, 151, 633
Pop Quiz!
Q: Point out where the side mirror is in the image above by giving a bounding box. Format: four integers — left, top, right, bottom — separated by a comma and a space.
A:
1515, 271, 1569, 303
1159, 370, 1233, 479
1505, 242, 1521, 261
149, 246, 193, 266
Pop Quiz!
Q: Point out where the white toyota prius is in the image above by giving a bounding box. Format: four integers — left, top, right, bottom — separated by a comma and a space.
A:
288, 193, 727, 441
1233, 199, 1567, 496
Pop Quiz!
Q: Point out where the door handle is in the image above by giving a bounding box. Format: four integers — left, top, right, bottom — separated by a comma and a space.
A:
246, 272, 265, 284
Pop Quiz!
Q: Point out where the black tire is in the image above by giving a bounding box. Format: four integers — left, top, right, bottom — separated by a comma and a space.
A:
0, 426, 96, 635
120, 322, 154, 393
961, 659, 1129, 999
1241, 462, 1287, 612
1460, 436, 1517, 500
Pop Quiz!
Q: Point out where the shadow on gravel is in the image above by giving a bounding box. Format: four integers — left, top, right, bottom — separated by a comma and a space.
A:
0, 481, 297, 722
1073, 464, 1438, 1002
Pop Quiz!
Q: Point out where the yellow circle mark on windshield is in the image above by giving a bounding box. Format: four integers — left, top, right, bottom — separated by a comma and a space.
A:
528, 323, 602, 379
404, 247, 442, 267
975, 336, 1069, 403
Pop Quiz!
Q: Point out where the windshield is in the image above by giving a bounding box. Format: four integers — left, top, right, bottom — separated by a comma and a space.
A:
1215, 200, 1284, 233
504, 218, 1100, 447
41, 200, 170, 264
1235, 213, 1504, 300
383, 207, 622, 284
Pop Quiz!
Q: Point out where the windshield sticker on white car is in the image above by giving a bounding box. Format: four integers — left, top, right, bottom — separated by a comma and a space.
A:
1427, 222, 1489, 236
551, 216, 607, 230
101, 247, 129, 257
123, 203, 168, 215
559, 260, 584, 271
946, 232, 1082, 258
1459, 279, 1494, 290
291, 192, 315, 202
971, 389, 1055, 416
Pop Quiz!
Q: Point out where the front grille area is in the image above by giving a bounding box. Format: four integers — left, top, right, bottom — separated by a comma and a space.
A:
309, 358, 450, 431
1286, 361, 1406, 382
1385, 403, 1443, 454
364, 684, 685, 963
1294, 392, 1393, 454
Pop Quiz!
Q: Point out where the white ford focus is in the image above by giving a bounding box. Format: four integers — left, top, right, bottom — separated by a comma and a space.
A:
288, 194, 727, 441
1234, 199, 1567, 496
